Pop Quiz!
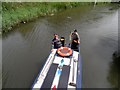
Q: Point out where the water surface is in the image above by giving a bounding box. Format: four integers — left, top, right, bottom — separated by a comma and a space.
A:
2, 5, 118, 88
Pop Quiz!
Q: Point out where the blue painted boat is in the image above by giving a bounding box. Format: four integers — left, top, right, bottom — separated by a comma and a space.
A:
32, 43, 82, 89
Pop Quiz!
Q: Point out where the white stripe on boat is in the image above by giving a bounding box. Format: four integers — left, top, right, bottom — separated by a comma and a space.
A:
68, 51, 79, 88
32, 49, 57, 89
51, 59, 64, 89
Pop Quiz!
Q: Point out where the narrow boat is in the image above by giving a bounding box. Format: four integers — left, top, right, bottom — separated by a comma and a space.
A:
32, 43, 82, 89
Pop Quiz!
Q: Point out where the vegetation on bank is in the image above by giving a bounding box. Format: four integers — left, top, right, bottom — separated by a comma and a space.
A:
2, 2, 117, 34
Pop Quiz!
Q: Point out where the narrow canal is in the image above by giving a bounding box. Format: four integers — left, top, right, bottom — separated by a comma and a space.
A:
2, 5, 118, 88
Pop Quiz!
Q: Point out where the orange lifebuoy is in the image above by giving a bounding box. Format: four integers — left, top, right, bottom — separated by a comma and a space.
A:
57, 47, 72, 57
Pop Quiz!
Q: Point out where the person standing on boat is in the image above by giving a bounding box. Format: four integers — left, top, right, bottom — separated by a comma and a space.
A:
52, 34, 62, 49
70, 29, 80, 51
60, 36, 65, 47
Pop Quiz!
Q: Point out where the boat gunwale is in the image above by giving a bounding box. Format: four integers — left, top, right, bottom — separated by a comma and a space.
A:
31, 49, 57, 89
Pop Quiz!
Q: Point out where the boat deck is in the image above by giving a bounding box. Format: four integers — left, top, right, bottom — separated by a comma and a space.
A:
32, 49, 81, 89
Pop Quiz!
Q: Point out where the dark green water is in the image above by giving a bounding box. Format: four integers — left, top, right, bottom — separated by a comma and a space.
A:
2, 5, 118, 88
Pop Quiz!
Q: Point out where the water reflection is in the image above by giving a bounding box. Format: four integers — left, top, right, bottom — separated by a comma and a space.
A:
107, 51, 119, 88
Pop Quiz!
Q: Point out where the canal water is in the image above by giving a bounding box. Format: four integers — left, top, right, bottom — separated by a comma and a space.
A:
2, 5, 118, 88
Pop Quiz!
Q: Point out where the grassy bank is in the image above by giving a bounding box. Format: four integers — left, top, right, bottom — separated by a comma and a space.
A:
2, 2, 111, 33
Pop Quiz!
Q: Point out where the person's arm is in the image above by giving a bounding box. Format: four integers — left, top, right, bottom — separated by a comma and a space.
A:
52, 39, 54, 49
52, 44, 54, 49
77, 33, 80, 42
51, 41, 54, 52
69, 32, 72, 41
76, 33, 80, 44
70, 32, 74, 42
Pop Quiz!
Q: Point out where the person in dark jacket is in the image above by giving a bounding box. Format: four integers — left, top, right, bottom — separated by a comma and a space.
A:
70, 29, 80, 51
52, 34, 62, 49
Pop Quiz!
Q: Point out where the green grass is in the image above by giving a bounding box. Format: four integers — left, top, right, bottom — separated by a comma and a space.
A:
2, 2, 111, 33
2, 3, 54, 32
